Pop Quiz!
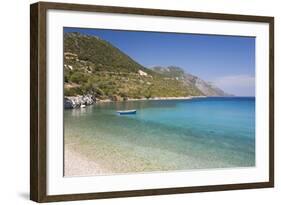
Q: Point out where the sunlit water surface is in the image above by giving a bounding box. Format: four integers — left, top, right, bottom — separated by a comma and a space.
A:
64, 97, 255, 175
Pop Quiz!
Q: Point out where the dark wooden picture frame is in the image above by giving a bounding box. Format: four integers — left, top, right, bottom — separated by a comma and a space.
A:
30, 1, 274, 203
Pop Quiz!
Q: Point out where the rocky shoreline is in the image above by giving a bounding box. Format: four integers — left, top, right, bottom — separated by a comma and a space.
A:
64, 94, 96, 109
64, 95, 207, 109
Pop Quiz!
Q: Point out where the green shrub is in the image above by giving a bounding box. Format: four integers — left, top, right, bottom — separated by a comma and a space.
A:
70, 72, 88, 84
64, 87, 83, 96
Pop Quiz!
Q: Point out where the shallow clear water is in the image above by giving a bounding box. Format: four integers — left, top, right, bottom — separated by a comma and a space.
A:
64, 97, 255, 175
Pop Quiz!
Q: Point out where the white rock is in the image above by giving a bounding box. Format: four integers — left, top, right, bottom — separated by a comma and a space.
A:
138, 70, 147, 76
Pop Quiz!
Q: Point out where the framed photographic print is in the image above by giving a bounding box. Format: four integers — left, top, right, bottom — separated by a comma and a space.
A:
30, 1, 274, 202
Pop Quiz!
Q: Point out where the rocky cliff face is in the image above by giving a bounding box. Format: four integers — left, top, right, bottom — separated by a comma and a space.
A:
151, 66, 230, 96
194, 78, 228, 96
64, 94, 96, 109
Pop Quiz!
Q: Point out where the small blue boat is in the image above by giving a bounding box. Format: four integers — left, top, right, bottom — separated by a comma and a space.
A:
116, 110, 137, 115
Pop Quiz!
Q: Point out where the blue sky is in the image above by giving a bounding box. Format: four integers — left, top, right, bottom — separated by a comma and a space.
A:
64, 27, 255, 96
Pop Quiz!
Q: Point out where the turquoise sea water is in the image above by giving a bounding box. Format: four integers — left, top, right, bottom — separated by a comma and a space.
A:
64, 97, 255, 175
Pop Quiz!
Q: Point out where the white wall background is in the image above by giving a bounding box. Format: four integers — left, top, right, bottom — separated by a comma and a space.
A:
0, 0, 279, 204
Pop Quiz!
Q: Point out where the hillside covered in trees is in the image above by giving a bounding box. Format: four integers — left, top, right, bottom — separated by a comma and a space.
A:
64, 32, 229, 101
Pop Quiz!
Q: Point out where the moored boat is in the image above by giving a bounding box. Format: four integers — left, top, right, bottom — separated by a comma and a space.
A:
116, 110, 137, 115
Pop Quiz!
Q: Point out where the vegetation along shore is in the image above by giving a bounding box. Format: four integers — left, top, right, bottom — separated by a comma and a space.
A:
63, 32, 230, 109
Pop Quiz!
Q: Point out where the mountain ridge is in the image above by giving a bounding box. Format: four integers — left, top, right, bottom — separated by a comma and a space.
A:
63, 32, 230, 100
151, 66, 230, 96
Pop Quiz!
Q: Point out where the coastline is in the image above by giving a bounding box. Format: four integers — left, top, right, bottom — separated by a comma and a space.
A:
64, 95, 207, 108
63, 95, 246, 109
98, 96, 206, 103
